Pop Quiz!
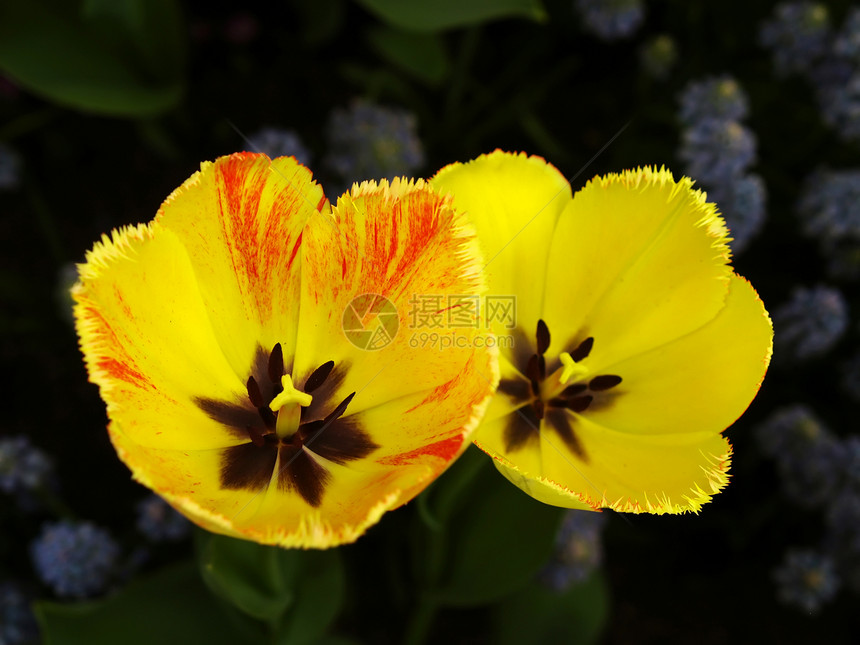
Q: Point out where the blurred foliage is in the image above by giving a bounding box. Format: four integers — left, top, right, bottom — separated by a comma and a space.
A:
0, 0, 185, 117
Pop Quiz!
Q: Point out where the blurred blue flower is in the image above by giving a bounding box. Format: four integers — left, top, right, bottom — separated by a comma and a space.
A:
755, 404, 828, 458
772, 285, 848, 361
798, 169, 860, 273
136, 494, 191, 543
759, 2, 832, 77
709, 173, 766, 254
639, 35, 677, 80
538, 510, 607, 591
678, 118, 756, 186
0, 582, 38, 645
324, 100, 424, 187
0, 142, 21, 191
0, 436, 52, 496
826, 484, 860, 551
30, 521, 120, 599
755, 404, 844, 507
834, 7, 860, 62
774, 548, 839, 614
816, 71, 860, 143
781, 434, 845, 508
840, 351, 860, 400
573, 0, 645, 41
246, 127, 311, 166
678, 75, 749, 126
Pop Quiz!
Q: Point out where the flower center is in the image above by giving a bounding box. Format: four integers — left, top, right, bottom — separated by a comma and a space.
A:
497, 320, 623, 460
194, 343, 378, 507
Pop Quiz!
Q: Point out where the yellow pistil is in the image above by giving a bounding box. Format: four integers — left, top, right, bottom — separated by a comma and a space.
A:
270, 374, 312, 439
269, 374, 313, 411
558, 352, 588, 385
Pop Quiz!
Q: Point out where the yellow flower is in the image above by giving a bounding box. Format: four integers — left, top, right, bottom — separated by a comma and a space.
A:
432, 151, 773, 514
73, 153, 497, 547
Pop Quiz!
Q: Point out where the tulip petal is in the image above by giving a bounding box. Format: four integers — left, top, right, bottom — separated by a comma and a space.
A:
542, 168, 733, 372
481, 416, 732, 514
432, 151, 572, 362
155, 153, 323, 374
586, 274, 773, 436
292, 178, 492, 416
74, 224, 246, 450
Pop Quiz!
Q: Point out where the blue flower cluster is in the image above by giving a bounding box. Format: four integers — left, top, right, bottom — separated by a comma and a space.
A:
136, 494, 191, 543
573, 0, 645, 41
246, 127, 312, 166
798, 169, 860, 279
324, 99, 425, 190
760, 4, 860, 143
773, 549, 840, 614
677, 76, 766, 253
0, 581, 38, 645
30, 521, 120, 599
0, 435, 53, 504
238, 99, 424, 197
538, 509, 608, 591
756, 406, 860, 611
771, 284, 848, 362
759, 2, 831, 77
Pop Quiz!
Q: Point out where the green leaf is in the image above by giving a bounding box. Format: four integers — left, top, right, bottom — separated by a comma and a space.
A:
34, 562, 260, 645
492, 572, 610, 645
0, 0, 183, 117
274, 549, 346, 645
415, 447, 565, 606
354, 0, 546, 32
196, 530, 298, 621
366, 26, 449, 85
81, 0, 186, 83
196, 531, 345, 643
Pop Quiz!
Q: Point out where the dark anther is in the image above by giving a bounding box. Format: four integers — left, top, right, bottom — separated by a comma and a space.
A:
569, 337, 594, 362
247, 376, 264, 407
566, 395, 593, 413
589, 375, 622, 391
532, 398, 545, 420
258, 406, 277, 431
526, 354, 542, 389
324, 392, 356, 426
247, 424, 266, 448
203, 346, 377, 506
268, 343, 284, 384
246, 376, 276, 431
304, 361, 335, 393
536, 319, 550, 355
560, 383, 588, 398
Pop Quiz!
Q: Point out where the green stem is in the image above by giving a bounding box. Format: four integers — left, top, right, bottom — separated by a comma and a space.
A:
403, 593, 439, 645
0, 107, 60, 141
36, 484, 76, 519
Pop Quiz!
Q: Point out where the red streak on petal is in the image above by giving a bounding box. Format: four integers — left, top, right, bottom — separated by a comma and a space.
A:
96, 357, 154, 391
288, 231, 302, 269
377, 434, 464, 467
215, 156, 307, 320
